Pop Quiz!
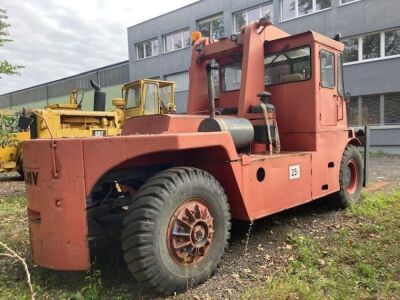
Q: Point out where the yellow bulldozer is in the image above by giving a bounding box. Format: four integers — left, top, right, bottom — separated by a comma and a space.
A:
0, 79, 175, 175
0, 110, 30, 175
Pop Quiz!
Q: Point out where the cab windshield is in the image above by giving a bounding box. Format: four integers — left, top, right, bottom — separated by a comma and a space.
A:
220, 46, 312, 91
264, 46, 311, 85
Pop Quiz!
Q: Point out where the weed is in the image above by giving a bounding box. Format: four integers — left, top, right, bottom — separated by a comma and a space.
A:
71, 269, 103, 300
241, 189, 400, 300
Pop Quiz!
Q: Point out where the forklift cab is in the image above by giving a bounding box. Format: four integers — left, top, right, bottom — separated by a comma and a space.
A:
122, 79, 176, 118
191, 28, 347, 152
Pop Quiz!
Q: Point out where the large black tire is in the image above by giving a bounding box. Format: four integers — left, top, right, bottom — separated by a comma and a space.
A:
121, 167, 231, 295
335, 145, 363, 208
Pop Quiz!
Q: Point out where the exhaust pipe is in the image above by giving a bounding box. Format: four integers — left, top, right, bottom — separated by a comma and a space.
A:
90, 80, 106, 111
205, 63, 216, 119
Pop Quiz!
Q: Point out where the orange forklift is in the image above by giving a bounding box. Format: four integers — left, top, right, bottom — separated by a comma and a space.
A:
23, 18, 367, 295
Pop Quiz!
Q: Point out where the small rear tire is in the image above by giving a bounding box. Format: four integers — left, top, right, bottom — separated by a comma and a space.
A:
17, 156, 24, 179
121, 167, 231, 295
335, 145, 363, 208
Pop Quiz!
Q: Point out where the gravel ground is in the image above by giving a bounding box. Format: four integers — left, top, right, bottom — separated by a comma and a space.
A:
368, 154, 400, 183
0, 154, 399, 299
0, 172, 24, 199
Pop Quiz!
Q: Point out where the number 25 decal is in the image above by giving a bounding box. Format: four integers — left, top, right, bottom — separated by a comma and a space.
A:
289, 164, 301, 180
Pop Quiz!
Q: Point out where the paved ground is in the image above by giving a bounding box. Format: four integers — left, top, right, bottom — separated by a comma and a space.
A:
0, 154, 399, 299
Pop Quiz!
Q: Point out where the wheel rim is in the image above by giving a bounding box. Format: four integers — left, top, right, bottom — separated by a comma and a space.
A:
345, 159, 359, 195
167, 199, 214, 265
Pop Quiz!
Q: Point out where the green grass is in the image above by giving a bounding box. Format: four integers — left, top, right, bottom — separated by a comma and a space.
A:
0, 196, 138, 299
242, 189, 400, 300
1, 190, 400, 299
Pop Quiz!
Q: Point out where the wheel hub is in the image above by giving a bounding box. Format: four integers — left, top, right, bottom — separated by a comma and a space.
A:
345, 159, 358, 195
167, 199, 214, 265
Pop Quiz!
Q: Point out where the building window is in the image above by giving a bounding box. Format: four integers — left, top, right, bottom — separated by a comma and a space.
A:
385, 29, 400, 57
164, 29, 191, 53
362, 33, 380, 60
384, 93, 400, 125
221, 61, 242, 92
321, 50, 335, 88
362, 95, 380, 126
280, 0, 331, 21
233, 3, 273, 33
347, 97, 359, 126
342, 37, 359, 63
198, 14, 224, 40
165, 72, 189, 92
136, 39, 159, 60
340, 0, 361, 4
343, 28, 400, 64
347, 93, 400, 126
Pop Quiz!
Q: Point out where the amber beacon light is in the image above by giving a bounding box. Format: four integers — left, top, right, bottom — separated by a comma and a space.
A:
191, 31, 202, 43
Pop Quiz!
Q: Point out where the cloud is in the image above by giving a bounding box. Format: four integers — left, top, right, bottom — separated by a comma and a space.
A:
0, 0, 198, 94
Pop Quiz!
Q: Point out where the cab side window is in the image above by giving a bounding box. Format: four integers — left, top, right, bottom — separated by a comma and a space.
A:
127, 86, 140, 108
321, 50, 335, 88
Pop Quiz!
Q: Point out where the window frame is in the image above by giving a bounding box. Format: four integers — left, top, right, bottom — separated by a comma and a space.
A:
342, 37, 359, 63
136, 38, 159, 60
280, 0, 332, 22
320, 50, 336, 89
165, 71, 189, 92
383, 92, 400, 125
233, 3, 273, 34
221, 61, 242, 92
362, 32, 381, 60
339, 0, 363, 6
163, 29, 191, 54
198, 14, 224, 40
343, 28, 400, 65
384, 28, 400, 57
264, 45, 312, 87
125, 85, 142, 109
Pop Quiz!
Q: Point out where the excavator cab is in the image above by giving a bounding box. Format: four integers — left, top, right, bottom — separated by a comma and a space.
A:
122, 79, 176, 118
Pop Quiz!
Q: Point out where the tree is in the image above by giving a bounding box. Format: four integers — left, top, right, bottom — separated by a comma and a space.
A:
0, 9, 23, 78
0, 9, 23, 148
0, 112, 18, 148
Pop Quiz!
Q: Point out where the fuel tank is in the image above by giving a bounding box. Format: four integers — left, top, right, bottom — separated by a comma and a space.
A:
198, 117, 254, 149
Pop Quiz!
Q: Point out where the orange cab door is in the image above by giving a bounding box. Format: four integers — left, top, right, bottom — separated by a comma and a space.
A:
319, 47, 338, 126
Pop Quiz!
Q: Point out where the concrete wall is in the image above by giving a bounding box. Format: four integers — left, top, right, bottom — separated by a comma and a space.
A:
367, 126, 400, 154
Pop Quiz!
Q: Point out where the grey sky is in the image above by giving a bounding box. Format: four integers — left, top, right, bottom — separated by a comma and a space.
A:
0, 0, 198, 94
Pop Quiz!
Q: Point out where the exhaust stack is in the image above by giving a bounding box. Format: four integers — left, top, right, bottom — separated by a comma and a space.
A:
90, 80, 106, 111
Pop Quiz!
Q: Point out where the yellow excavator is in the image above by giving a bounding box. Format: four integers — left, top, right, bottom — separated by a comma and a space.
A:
0, 79, 176, 175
